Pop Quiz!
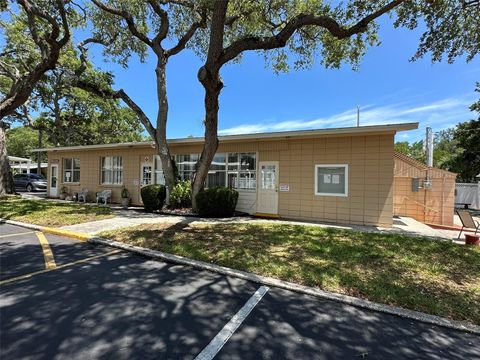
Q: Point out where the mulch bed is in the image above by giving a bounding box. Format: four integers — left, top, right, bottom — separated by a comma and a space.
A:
160, 207, 198, 217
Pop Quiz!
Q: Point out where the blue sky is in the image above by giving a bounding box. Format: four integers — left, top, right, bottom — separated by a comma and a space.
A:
73, 17, 479, 143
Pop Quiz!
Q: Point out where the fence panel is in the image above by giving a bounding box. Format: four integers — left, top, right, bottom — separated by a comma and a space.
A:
455, 183, 480, 209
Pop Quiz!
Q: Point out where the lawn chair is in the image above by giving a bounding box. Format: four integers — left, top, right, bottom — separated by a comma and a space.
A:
456, 210, 480, 239
96, 190, 112, 205
78, 188, 89, 203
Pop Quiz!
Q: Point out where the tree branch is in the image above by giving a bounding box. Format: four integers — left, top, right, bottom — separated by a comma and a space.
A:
147, 0, 169, 46
91, 0, 153, 47
166, 8, 207, 57
0, 0, 70, 119
220, 0, 405, 65
74, 79, 156, 139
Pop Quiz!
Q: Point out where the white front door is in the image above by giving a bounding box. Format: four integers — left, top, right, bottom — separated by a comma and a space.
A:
50, 164, 58, 197
257, 161, 279, 214
141, 162, 153, 186
140, 160, 153, 201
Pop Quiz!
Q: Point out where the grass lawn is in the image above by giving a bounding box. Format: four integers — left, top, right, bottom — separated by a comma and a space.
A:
101, 222, 480, 324
0, 196, 114, 227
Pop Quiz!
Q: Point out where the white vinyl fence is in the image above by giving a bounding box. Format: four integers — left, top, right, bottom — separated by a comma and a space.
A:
455, 183, 480, 210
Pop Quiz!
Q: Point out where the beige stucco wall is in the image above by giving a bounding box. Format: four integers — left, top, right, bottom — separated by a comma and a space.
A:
47, 132, 394, 227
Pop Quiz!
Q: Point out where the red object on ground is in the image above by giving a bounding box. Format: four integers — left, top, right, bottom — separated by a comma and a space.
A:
465, 234, 480, 246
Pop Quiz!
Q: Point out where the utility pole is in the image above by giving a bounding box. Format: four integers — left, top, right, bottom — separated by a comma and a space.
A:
356, 106, 360, 127
425, 127, 433, 167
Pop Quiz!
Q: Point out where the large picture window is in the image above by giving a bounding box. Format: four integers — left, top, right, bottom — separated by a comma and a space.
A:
175, 152, 256, 190
101, 156, 123, 185
63, 158, 80, 183
206, 153, 227, 187
315, 164, 348, 197
176, 154, 199, 182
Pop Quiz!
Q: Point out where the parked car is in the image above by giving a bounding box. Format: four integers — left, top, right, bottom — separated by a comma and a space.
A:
13, 173, 47, 192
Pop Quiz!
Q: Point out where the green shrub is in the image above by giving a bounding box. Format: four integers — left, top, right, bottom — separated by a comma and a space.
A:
195, 187, 239, 217
168, 180, 192, 209
141, 184, 166, 212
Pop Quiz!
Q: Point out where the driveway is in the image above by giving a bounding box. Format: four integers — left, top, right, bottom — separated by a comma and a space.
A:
1, 223, 479, 359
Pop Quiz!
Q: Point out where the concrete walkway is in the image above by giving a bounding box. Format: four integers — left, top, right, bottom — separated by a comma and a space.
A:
60, 210, 188, 234
60, 208, 467, 243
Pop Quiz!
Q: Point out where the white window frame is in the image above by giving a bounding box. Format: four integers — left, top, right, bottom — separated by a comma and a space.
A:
101, 156, 123, 185
174, 152, 257, 191
63, 157, 80, 183
227, 152, 257, 192
314, 164, 348, 197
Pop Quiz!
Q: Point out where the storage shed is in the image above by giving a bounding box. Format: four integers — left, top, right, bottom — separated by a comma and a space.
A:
393, 151, 456, 225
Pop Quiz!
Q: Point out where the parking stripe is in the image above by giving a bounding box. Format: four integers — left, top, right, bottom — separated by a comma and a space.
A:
195, 286, 269, 360
0, 249, 122, 286
0, 231, 35, 239
36, 232, 56, 270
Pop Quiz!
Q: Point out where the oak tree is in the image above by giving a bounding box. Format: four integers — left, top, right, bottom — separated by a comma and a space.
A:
75, 0, 208, 193
190, 0, 480, 209
0, 0, 71, 194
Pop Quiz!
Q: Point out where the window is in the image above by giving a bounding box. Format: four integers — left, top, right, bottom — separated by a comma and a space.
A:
63, 158, 80, 183
176, 154, 199, 181
101, 156, 123, 185
175, 152, 256, 190
315, 164, 348, 197
228, 153, 256, 190
154, 156, 166, 185
206, 153, 227, 187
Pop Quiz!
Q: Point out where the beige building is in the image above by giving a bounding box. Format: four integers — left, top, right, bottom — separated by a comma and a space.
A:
393, 151, 456, 226
35, 123, 418, 227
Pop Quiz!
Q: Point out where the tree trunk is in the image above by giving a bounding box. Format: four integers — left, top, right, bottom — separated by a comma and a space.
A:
192, 67, 223, 210
154, 56, 176, 196
0, 121, 15, 195
191, 0, 228, 211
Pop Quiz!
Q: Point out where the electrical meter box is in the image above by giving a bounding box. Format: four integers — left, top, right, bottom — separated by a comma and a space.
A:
423, 179, 433, 189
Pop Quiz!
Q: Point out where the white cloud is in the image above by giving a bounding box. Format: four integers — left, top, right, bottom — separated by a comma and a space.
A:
218, 94, 475, 136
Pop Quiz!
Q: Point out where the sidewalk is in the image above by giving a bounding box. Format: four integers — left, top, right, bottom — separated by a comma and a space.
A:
59, 208, 465, 243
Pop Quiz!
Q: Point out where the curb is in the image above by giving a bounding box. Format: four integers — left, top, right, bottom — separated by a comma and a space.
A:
88, 236, 480, 335
2, 218, 479, 334
0, 219, 92, 241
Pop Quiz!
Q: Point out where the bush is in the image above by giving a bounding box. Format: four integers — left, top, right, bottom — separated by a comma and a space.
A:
195, 187, 239, 217
141, 184, 166, 212
168, 180, 192, 209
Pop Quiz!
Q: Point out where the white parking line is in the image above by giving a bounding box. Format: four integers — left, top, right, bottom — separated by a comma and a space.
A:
195, 285, 269, 360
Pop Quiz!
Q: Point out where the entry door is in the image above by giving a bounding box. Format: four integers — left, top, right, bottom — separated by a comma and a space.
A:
257, 161, 279, 214
139, 160, 153, 202
140, 161, 153, 186
50, 164, 58, 197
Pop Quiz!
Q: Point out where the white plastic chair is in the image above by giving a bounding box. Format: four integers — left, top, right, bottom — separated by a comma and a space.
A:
78, 188, 89, 203
96, 190, 112, 205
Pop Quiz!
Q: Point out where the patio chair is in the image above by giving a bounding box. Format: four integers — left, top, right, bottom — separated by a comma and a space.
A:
456, 210, 480, 240
96, 190, 112, 205
78, 188, 89, 203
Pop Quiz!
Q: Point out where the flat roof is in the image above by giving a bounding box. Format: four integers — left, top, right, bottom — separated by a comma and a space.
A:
32, 122, 418, 152
8, 156, 33, 161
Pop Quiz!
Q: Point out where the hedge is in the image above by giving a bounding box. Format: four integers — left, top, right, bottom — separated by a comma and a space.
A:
140, 184, 166, 212
195, 187, 239, 217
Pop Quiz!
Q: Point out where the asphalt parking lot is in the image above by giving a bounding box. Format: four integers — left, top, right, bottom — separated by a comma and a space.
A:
1, 222, 479, 359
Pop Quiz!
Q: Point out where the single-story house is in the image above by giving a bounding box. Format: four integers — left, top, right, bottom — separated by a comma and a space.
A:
34, 123, 418, 227
393, 151, 456, 225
